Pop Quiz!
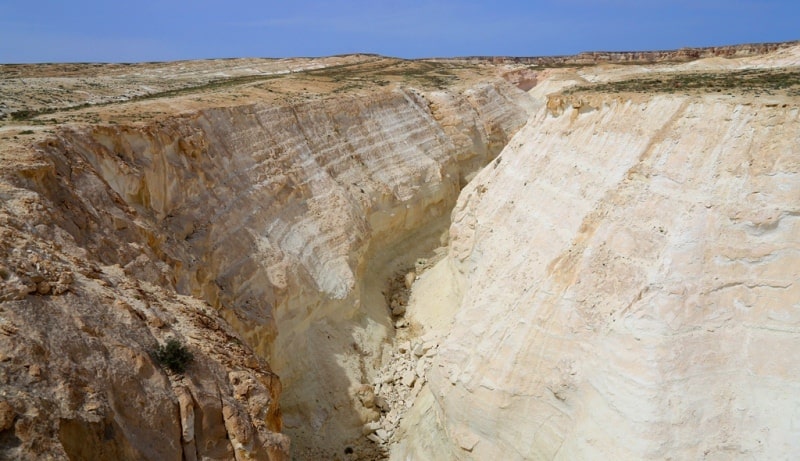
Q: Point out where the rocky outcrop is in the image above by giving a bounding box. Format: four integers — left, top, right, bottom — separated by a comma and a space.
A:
7, 44, 797, 461
457, 40, 800, 66
0, 201, 288, 460
1, 78, 533, 459
396, 89, 800, 459
363, 334, 441, 446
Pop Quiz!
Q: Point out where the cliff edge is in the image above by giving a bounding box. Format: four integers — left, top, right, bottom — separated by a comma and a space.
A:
395, 44, 800, 460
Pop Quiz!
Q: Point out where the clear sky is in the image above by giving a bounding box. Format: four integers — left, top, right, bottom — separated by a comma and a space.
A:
1, 0, 798, 63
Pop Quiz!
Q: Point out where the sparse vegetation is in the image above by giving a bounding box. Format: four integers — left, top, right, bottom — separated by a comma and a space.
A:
305, 58, 473, 90
564, 69, 800, 96
153, 339, 193, 374
0, 57, 492, 125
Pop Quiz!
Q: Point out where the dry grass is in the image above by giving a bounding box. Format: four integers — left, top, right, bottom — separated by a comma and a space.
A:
564, 68, 800, 97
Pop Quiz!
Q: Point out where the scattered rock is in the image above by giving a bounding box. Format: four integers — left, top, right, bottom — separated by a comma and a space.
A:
401, 370, 416, 387
397, 342, 410, 354
36, 280, 51, 295
355, 384, 376, 409
374, 395, 390, 412
404, 271, 416, 289
0, 400, 16, 431
365, 327, 440, 446
362, 421, 381, 435
375, 429, 389, 442
416, 360, 427, 378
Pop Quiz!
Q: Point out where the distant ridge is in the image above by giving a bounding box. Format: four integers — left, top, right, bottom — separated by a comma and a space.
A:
429, 40, 800, 66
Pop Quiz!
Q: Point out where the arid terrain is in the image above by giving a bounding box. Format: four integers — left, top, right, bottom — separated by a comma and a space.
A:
1, 41, 799, 460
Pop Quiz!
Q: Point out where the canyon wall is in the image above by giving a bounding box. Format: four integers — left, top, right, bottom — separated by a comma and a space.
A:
458, 40, 800, 66
5, 46, 798, 460
1, 167, 289, 460
396, 92, 800, 459
1, 79, 534, 459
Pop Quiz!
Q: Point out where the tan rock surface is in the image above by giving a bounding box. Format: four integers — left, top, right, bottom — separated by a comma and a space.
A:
2, 43, 799, 460
395, 45, 800, 460
1, 56, 534, 459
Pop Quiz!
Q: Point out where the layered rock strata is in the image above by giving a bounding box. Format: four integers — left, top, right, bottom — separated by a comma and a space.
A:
1, 79, 533, 459
457, 40, 800, 66
6, 44, 798, 461
396, 88, 800, 459
0, 201, 289, 460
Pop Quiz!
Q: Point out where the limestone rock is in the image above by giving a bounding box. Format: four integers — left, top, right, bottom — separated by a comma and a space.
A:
375, 429, 390, 442
397, 342, 410, 354
0, 159, 289, 460
362, 421, 381, 435
391, 304, 407, 316
0, 401, 16, 431
415, 360, 427, 379
399, 52, 800, 460
374, 396, 390, 412
355, 384, 376, 409
404, 272, 416, 289
5, 44, 795, 461
1, 62, 533, 457
401, 371, 417, 388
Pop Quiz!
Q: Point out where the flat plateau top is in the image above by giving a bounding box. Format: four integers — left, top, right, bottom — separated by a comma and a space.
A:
1, 42, 799, 157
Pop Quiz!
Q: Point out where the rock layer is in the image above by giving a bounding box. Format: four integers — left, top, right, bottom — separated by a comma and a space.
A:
4, 45, 799, 460
398, 88, 800, 459
457, 40, 800, 66
2, 77, 533, 459
0, 220, 288, 460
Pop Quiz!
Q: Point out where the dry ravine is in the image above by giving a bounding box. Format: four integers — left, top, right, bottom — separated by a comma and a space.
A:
0, 56, 534, 460
1, 43, 799, 460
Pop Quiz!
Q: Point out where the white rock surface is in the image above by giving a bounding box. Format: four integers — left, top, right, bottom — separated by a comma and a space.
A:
34, 79, 533, 456
4, 45, 799, 461
397, 87, 800, 459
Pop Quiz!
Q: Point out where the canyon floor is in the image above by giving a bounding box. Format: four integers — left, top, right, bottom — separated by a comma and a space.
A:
1, 42, 799, 460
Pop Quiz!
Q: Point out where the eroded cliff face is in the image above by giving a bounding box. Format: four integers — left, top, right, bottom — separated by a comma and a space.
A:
460, 40, 800, 66
396, 89, 800, 459
2, 142, 289, 460
1, 77, 534, 459
4, 45, 799, 461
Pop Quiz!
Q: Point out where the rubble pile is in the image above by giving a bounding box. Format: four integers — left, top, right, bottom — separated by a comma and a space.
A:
362, 334, 440, 446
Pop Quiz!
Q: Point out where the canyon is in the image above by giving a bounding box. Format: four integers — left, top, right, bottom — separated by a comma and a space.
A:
1, 44, 799, 460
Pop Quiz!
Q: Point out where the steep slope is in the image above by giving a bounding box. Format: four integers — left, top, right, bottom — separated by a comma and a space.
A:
1, 73, 534, 459
396, 75, 800, 458
4, 44, 798, 461
1, 165, 289, 459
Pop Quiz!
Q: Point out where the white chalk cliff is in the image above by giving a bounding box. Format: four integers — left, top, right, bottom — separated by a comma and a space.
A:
2, 46, 799, 460
395, 54, 800, 459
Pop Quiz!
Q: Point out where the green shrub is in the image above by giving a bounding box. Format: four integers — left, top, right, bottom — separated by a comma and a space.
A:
153, 339, 193, 374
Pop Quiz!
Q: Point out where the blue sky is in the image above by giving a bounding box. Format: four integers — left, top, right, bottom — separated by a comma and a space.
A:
1, 0, 798, 63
